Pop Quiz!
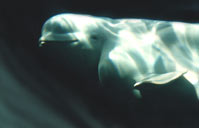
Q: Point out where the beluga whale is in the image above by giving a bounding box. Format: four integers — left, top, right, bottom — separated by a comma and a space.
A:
39, 13, 199, 99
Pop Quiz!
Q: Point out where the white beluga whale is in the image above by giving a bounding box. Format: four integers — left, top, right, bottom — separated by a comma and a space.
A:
39, 13, 199, 98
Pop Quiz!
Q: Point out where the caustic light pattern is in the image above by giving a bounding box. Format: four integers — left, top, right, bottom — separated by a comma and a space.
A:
39, 13, 199, 98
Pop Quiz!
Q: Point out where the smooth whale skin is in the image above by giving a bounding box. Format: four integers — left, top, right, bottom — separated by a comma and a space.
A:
39, 13, 199, 98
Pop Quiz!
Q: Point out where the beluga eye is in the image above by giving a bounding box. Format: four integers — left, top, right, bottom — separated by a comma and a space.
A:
91, 34, 98, 40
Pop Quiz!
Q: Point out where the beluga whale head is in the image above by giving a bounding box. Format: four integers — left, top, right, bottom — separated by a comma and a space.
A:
39, 13, 108, 50
39, 13, 118, 85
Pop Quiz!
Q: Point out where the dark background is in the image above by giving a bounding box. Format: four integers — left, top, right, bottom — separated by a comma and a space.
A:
0, 0, 199, 127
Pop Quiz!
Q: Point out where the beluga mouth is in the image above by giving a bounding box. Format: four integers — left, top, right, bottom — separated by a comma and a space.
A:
38, 31, 80, 47
39, 39, 79, 47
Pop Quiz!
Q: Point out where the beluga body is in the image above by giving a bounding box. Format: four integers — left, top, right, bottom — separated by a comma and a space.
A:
39, 13, 199, 98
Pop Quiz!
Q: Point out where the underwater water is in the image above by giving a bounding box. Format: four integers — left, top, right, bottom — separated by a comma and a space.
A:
1, 0, 199, 128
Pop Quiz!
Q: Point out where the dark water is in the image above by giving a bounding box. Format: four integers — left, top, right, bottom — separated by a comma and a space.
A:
0, 0, 199, 127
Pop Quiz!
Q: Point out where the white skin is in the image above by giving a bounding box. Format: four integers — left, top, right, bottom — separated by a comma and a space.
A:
39, 14, 124, 85
40, 13, 199, 99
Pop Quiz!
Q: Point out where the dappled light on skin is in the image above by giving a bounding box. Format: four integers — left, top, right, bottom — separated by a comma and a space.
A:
108, 47, 139, 80
40, 13, 199, 99
184, 71, 198, 85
